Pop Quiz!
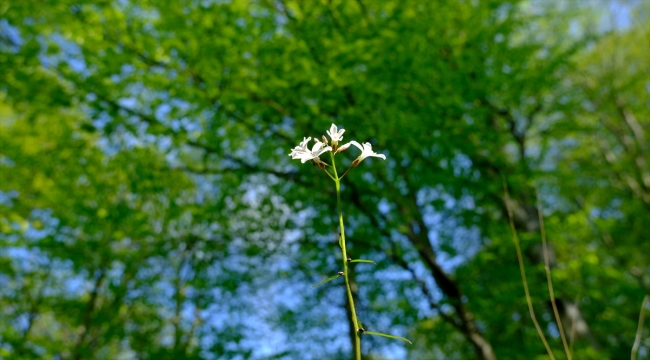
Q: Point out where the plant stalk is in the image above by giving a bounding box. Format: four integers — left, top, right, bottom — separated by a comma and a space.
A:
331, 152, 361, 360
502, 177, 555, 360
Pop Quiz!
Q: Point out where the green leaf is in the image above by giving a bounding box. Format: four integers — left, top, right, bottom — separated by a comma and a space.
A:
338, 236, 343, 248
310, 275, 342, 289
363, 331, 412, 345
350, 259, 376, 265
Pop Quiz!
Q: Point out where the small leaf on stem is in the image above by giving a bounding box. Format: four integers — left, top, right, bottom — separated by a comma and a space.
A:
363, 331, 412, 345
349, 259, 376, 265
310, 275, 342, 289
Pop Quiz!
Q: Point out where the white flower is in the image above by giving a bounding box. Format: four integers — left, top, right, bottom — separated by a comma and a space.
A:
288, 137, 332, 163
288, 136, 310, 157
326, 124, 345, 146
348, 140, 386, 166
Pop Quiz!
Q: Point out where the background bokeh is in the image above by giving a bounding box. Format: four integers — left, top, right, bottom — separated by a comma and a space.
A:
1, 0, 649, 359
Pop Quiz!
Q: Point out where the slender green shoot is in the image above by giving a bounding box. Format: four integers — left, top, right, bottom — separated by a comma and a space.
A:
631, 295, 649, 360
331, 151, 362, 360
503, 177, 556, 360
536, 187, 572, 360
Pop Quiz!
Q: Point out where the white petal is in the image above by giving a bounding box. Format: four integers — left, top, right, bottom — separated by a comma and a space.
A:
327, 124, 338, 136
349, 140, 364, 151
314, 145, 332, 157
311, 141, 324, 153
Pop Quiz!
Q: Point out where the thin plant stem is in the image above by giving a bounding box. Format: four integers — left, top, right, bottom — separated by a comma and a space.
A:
331, 152, 361, 360
322, 167, 336, 181
631, 295, 649, 360
339, 166, 353, 180
502, 178, 556, 360
569, 296, 577, 354
569, 324, 575, 355
536, 187, 572, 360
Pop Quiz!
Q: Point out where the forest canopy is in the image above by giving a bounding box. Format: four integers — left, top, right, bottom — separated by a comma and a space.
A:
1, 0, 649, 359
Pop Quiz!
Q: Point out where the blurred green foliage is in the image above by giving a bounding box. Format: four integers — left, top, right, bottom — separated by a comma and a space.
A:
1, 0, 649, 359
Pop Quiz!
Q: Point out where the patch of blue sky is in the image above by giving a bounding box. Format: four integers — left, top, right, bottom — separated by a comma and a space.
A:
56, 267, 88, 296
417, 185, 484, 273
605, 0, 634, 31
38, 33, 89, 76
2, 246, 50, 273
451, 152, 473, 178
0, 154, 15, 167
0, 19, 22, 52
0, 189, 19, 206
241, 285, 294, 358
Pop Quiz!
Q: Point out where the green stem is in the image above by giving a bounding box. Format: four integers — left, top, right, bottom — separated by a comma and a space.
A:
339, 166, 353, 180
330, 152, 361, 360
323, 168, 336, 181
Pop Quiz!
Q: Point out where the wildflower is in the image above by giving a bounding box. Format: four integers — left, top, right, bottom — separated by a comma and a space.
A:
288, 137, 332, 163
348, 141, 386, 166
326, 123, 345, 150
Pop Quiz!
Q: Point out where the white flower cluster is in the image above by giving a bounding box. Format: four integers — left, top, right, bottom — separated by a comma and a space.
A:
288, 124, 386, 168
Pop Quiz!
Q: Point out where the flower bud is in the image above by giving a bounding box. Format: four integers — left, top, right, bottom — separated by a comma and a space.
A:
322, 135, 328, 145
338, 271, 344, 276
347, 257, 352, 262
337, 142, 351, 153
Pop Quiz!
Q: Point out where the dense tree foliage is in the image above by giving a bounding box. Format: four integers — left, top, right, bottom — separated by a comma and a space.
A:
1, 0, 649, 359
